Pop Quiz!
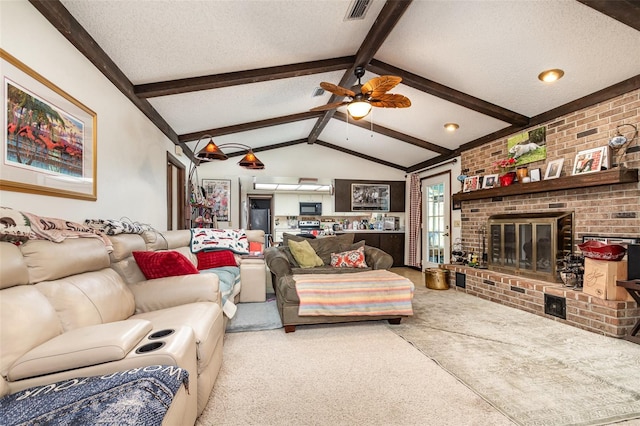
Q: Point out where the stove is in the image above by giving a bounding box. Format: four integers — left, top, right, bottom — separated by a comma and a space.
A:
298, 220, 321, 236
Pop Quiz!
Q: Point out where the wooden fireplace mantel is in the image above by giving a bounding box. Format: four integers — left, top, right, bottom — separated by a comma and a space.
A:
453, 168, 638, 203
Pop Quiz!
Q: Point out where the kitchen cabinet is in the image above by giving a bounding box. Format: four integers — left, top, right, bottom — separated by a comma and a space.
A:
322, 194, 334, 215
344, 232, 406, 267
273, 193, 299, 216
379, 233, 405, 267
299, 194, 323, 202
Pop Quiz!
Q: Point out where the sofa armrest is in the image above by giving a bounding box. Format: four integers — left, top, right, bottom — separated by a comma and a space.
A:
128, 274, 221, 314
264, 247, 292, 278
364, 246, 393, 270
8, 319, 152, 381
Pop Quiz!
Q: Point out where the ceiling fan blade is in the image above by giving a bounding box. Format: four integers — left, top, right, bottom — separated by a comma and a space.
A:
319, 82, 355, 98
310, 100, 349, 112
369, 93, 411, 108
361, 76, 402, 98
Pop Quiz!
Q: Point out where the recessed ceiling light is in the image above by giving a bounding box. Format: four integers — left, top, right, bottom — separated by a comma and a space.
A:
538, 69, 564, 83
444, 123, 459, 132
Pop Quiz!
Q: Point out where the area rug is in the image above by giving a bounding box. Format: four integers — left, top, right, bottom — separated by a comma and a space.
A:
197, 323, 514, 425
225, 294, 282, 333
389, 282, 640, 426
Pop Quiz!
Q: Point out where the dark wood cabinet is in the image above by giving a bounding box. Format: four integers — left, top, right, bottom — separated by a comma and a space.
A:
348, 232, 405, 267
379, 233, 405, 267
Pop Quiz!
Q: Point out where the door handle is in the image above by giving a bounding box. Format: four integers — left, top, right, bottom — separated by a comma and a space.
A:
443, 233, 449, 237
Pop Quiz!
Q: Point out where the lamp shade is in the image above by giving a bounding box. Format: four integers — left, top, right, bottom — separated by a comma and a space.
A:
346, 100, 372, 120
197, 139, 228, 161
238, 150, 265, 170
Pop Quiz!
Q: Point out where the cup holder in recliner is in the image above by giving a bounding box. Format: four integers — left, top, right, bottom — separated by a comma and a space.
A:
148, 329, 174, 340
136, 341, 165, 354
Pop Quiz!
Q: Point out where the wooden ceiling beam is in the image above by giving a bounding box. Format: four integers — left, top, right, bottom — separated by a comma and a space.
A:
307, 0, 413, 144
408, 73, 640, 171
368, 60, 530, 126
179, 111, 323, 143
27, 0, 191, 157
333, 112, 451, 154
576, 0, 640, 32
314, 140, 407, 171
135, 57, 355, 98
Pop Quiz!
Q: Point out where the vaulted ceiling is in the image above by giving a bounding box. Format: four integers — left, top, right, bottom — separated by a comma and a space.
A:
32, 0, 640, 172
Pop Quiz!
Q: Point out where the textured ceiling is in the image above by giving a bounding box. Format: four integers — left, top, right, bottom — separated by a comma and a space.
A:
52, 0, 640, 171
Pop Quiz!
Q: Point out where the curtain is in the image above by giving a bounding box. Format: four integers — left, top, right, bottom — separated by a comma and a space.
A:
408, 173, 421, 268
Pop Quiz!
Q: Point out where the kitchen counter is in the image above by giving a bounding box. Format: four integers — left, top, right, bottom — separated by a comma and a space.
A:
336, 230, 404, 233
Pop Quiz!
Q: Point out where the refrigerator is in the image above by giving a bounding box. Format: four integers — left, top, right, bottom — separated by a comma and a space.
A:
249, 208, 271, 247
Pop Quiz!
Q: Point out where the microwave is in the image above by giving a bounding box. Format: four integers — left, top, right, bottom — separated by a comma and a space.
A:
299, 202, 322, 216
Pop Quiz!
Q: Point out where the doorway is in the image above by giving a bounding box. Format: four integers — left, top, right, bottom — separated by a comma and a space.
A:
421, 172, 451, 269
248, 196, 273, 246
166, 153, 186, 230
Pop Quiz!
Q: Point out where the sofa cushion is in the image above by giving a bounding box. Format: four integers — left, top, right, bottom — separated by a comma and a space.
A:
288, 240, 323, 268
284, 233, 355, 265
7, 319, 153, 381
330, 246, 368, 268
197, 250, 237, 270
133, 251, 199, 280
36, 269, 136, 331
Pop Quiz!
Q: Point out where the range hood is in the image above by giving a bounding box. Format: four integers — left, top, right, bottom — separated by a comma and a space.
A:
252, 177, 333, 193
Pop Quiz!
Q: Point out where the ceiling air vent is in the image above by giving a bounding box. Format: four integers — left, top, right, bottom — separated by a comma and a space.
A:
312, 87, 325, 97
344, 0, 371, 21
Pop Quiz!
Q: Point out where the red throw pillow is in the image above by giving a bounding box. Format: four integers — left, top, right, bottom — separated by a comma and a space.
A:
132, 251, 199, 280
197, 250, 237, 270
330, 246, 368, 268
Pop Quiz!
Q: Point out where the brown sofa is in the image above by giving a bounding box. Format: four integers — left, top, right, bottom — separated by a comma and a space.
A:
264, 233, 404, 332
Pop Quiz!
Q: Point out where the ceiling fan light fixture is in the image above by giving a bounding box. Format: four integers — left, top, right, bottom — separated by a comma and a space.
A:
347, 99, 372, 120
538, 68, 564, 83
238, 150, 265, 170
444, 123, 459, 132
197, 138, 228, 161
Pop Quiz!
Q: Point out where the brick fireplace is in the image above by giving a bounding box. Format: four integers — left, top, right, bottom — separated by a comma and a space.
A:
450, 88, 640, 338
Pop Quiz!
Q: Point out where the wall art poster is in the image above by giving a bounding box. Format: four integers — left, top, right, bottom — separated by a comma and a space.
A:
507, 126, 546, 167
2, 49, 97, 200
572, 147, 608, 175
351, 184, 390, 211
202, 179, 231, 221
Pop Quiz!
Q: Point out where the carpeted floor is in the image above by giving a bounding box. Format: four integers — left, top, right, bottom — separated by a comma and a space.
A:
197, 322, 514, 426
389, 268, 640, 426
198, 267, 640, 426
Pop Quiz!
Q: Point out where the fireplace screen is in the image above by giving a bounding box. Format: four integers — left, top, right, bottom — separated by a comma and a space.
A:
488, 212, 573, 282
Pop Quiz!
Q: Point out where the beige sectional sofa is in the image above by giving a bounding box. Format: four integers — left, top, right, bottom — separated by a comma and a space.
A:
0, 226, 266, 425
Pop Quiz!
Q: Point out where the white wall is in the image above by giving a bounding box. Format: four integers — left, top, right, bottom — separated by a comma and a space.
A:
195, 143, 407, 227
0, 1, 184, 229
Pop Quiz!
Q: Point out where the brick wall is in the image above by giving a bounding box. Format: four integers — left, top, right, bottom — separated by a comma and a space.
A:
444, 265, 640, 338
460, 89, 640, 256
455, 89, 639, 338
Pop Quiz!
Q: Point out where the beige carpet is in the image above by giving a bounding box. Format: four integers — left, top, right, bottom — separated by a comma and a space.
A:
389, 268, 640, 426
197, 322, 514, 425
196, 268, 640, 426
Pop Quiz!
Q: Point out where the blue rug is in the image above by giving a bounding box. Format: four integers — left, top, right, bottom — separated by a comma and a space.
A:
226, 295, 282, 333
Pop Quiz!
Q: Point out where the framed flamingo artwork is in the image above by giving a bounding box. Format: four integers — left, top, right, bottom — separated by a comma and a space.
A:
1, 49, 97, 200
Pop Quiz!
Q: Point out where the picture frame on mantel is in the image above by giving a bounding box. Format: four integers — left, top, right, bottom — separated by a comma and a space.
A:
572, 146, 608, 176
1, 49, 97, 201
544, 159, 564, 180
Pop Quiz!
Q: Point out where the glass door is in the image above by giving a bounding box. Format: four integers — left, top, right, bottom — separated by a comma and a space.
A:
422, 174, 451, 269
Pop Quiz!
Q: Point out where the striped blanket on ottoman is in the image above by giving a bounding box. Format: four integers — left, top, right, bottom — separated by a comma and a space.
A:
294, 270, 414, 317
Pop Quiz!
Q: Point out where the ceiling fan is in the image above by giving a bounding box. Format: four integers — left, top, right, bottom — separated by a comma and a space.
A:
310, 66, 411, 120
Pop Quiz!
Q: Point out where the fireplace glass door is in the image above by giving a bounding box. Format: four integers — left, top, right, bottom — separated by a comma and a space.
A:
488, 212, 573, 282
